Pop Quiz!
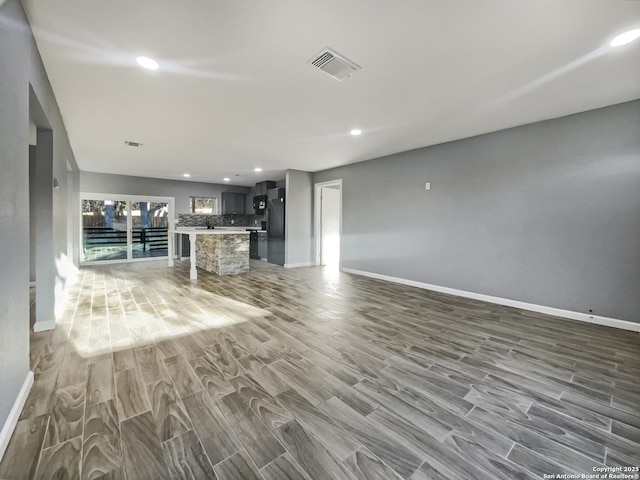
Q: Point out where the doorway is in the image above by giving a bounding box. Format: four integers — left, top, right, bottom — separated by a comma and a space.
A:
314, 179, 342, 267
80, 193, 174, 264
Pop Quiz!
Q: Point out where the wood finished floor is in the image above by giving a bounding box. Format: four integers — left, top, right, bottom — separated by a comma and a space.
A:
1, 260, 639, 479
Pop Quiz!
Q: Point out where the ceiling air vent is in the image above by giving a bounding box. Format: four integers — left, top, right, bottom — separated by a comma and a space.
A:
124, 140, 143, 147
307, 48, 361, 81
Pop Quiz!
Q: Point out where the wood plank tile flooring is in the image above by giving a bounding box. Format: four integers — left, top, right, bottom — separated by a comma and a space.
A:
2, 260, 639, 479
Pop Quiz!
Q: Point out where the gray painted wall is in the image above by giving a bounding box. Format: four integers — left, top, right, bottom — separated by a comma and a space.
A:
80, 172, 253, 214
285, 170, 314, 266
0, 0, 79, 439
314, 100, 640, 323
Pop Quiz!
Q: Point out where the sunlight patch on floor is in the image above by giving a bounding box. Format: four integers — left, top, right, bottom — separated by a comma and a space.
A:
54, 266, 274, 359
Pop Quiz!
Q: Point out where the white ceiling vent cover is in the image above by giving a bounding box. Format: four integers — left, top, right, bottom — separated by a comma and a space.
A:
307, 48, 361, 81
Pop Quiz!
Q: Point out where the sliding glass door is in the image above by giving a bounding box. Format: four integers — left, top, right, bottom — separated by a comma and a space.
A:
81, 194, 173, 264
82, 199, 128, 262
131, 201, 169, 259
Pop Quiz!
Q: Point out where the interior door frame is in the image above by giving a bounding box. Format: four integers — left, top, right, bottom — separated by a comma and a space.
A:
79, 192, 175, 265
314, 179, 342, 266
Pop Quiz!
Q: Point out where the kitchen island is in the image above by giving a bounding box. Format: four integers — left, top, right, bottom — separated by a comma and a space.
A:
168, 228, 250, 279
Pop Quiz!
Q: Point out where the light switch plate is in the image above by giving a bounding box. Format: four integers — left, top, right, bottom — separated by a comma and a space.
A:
425, 182, 431, 190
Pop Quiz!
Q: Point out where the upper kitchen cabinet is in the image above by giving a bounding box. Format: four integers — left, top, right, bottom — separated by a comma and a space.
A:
221, 192, 246, 215
255, 181, 276, 196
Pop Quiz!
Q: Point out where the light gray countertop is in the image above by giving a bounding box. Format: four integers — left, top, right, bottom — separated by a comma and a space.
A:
214, 226, 265, 231
170, 228, 250, 235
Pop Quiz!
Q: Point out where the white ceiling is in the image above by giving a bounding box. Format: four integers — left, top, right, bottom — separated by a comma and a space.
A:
23, 0, 640, 187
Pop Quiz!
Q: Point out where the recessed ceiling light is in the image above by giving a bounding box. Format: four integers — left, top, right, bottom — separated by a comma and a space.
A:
610, 29, 640, 47
254, 167, 262, 172
223, 177, 230, 182
350, 129, 362, 136
136, 56, 159, 70
183, 173, 190, 177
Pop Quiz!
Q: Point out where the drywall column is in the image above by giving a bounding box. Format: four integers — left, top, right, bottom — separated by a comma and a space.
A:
66, 169, 74, 262
33, 129, 55, 332
0, 0, 33, 460
284, 170, 314, 268
29, 146, 37, 282
68, 168, 81, 267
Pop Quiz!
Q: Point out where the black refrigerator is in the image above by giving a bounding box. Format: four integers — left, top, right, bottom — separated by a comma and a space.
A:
266, 187, 285, 266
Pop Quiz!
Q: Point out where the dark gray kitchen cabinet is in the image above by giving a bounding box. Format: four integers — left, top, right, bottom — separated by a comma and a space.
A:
255, 181, 276, 196
221, 192, 246, 214
258, 231, 268, 259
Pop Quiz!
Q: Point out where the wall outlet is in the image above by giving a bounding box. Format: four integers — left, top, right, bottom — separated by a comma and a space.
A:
425, 182, 431, 191
254, 220, 257, 224
231, 219, 234, 224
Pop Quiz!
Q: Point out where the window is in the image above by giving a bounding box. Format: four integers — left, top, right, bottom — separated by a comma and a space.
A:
190, 196, 217, 214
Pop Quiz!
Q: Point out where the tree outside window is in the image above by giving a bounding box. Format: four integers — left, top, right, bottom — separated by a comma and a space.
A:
190, 197, 216, 214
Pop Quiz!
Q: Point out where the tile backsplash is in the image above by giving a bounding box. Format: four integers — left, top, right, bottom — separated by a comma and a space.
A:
177, 214, 264, 227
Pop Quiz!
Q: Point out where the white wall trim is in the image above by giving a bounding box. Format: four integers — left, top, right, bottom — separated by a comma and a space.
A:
33, 319, 55, 332
341, 268, 640, 333
0, 371, 34, 461
284, 262, 315, 269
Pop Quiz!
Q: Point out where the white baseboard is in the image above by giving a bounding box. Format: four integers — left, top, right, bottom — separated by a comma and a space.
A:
341, 268, 640, 333
284, 262, 315, 269
0, 371, 34, 461
33, 320, 55, 332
